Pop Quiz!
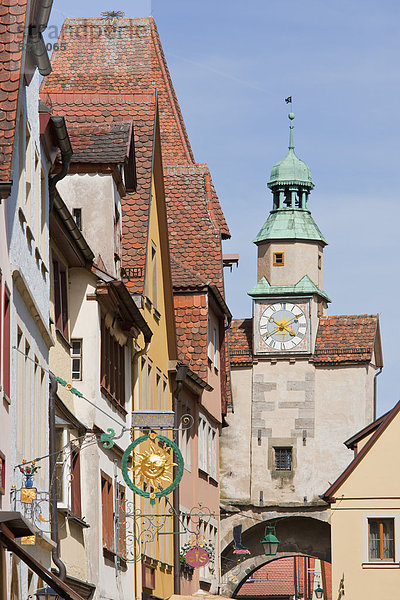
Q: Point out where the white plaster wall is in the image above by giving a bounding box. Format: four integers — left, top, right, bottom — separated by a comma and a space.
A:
257, 240, 324, 289
57, 173, 119, 277
221, 358, 376, 508
65, 269, 134, 599
220, 367, 252, 503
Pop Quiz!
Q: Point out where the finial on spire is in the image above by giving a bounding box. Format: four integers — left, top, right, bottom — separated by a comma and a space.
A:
285, 96, 294, 150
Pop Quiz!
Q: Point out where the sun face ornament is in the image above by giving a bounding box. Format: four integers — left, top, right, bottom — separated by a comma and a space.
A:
122, 433, 184, 505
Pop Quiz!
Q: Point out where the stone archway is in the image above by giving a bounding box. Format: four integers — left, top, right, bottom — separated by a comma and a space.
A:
220, 516, 331, 597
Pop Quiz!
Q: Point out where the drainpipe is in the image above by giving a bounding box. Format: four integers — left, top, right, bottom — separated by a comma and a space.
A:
373, 367, 383, 421
173, 363, 189, 594
49, 116, 73, 207
49, 372, 67, 581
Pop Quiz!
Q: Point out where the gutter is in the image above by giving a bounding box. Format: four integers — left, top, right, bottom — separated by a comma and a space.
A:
373, 367, 383, 421
49, 372, 67, 581
52, 191, 95, 263
28, 0, 54, 75
49, 116, 73, 203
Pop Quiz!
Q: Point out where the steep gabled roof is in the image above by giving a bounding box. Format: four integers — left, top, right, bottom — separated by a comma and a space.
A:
41, 90, 155, 295
41, 16, 230, 291
0, 0, 29, 195
323, 398, 400, 502
228, 318, 253, 366
41, 17, 194, 164
314, 314, 382, 365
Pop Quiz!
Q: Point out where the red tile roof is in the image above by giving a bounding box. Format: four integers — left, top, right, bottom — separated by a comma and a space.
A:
164, 164, 225, 291
42, 17, 195, 165
42, 90, 156, 295
174, 293, 208, 379
314, 314, 379, 364
67, 121, 133, 164
0, 0, 28, 189
40, 16, 230, 289
228, 318, 253, 366
237, 557, 329, 598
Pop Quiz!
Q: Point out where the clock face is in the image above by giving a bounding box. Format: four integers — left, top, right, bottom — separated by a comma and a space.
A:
259, 302, 307, 351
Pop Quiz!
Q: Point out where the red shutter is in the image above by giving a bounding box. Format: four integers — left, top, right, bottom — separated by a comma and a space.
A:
53, 260, 61, 331
3, 286, 10, 399
101, 472, 113, 551
119, 345, 125, 406
71, 448, 81, 518
117, 485, 126, 558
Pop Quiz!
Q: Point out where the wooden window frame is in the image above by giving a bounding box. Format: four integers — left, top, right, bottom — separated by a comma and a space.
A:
0, 451, 5, 495
368, 518, 395, 562
100, 318, 126, 411
117, 483, 126, 559
273, 252, 285, 267
53, 257, 69, 339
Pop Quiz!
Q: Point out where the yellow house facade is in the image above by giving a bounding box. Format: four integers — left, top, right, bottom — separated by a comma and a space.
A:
122, 103, 178, 600
324, 400, 400, 599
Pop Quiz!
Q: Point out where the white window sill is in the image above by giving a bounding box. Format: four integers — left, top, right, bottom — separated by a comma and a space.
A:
362, 562, 400, 569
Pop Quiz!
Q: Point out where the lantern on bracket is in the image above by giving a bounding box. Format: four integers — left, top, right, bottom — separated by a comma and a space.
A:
34, 588, 59, 600
314, 584, 324, 599
260, 525, 280, 556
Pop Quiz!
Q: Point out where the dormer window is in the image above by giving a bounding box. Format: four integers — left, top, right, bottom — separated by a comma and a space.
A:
273, 252, 284, 266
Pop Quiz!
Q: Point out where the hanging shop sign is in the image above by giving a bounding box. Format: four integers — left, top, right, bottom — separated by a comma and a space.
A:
121, 432, 184, 505
131, 410, 176, 429
185, 546, 210, 568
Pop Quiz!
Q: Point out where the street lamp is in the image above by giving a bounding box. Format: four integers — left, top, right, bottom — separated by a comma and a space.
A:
314, 585, 323, 599
260, 525, 280, 556
34, 588, 59, 600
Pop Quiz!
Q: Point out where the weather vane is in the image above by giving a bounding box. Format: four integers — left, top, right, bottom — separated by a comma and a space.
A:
101, 10, 125, 18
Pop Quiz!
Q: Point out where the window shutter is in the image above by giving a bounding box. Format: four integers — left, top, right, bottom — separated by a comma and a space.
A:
60, 270, 68, 338
3, 285, 10, 399
71, 448, 81, 518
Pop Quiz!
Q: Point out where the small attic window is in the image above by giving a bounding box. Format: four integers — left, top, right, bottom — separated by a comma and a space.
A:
273, 252, 284, 266
73, 208, 82, 230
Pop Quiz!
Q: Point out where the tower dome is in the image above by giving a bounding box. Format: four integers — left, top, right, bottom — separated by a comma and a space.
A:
268, 113, 314, 189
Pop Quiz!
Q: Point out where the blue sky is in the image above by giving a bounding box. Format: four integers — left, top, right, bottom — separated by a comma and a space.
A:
48, 0, 400, 415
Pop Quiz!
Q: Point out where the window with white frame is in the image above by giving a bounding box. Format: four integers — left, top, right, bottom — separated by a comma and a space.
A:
363, 514, 400, 567
162, 375, 168, 409
208, 425, 218, 480
213, 325, 219, 369
207, 317, 213, 361
71, 339, 82, 380
156, 369, 162, 409
198, 415, 208, 472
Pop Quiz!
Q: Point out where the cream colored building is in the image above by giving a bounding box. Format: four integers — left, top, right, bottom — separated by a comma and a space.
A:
219, 113, 383, 596
323, 400, 400, 599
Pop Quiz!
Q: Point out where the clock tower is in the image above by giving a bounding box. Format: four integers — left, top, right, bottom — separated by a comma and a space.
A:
250, 112, 330, 355
220, 108, 382, 515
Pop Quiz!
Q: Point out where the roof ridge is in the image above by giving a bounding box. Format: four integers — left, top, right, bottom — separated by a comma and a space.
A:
148, 17, 195, 164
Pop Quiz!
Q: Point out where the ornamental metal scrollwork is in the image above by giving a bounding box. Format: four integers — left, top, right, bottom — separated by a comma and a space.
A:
121, 433, 184, 505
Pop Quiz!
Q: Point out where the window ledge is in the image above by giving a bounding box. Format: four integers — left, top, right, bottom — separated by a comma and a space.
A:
58, 508, 90, 528
362, 562, 400, 569
101, 385, 127, 416
103, 547, 127, 570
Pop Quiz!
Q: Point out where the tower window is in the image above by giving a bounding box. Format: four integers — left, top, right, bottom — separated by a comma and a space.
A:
318, 254, 322, 270
274, 447, 292, 471
273, 252, 284, 266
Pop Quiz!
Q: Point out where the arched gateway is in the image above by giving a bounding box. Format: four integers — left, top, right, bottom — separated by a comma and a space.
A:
220, 513, 331, 597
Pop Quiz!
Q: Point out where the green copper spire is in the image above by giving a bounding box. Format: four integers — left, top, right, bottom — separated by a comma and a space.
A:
268, 112, 314, 189
253, 107, 327, 246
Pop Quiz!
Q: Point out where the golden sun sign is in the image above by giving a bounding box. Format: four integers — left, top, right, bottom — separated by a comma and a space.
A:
130, 437, 177, 490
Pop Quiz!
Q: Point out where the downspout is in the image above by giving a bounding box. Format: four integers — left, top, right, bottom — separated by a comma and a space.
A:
173, 363, 189, 594
373, 367, 383, 421
49, 116, 73, 208
49, 372, 67, 581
